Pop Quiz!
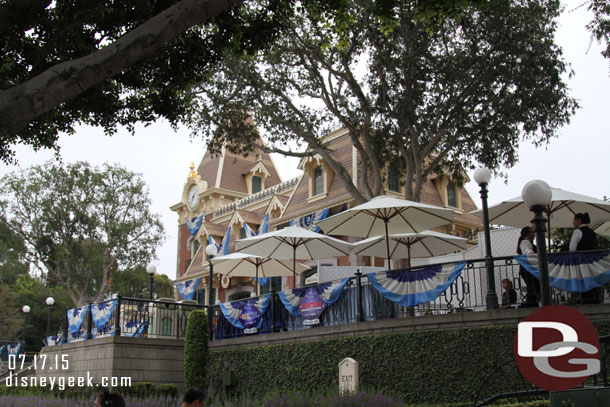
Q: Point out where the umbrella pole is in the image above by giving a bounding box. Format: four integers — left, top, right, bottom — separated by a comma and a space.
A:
293, 246, 296, 289
255, 263, 259, 297
407, 245, 411, 269
385, 220, 391, 271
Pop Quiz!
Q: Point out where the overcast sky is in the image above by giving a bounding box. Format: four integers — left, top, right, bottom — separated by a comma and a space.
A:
1, 1, 608, 279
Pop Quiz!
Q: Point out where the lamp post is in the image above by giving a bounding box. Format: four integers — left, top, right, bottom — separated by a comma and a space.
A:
474, 167, 499, 310
205, 244, 218, 340
45, 297, 55, 342
522, 179, 553, 307
146, 264, 156, 300
22, 305, 30, 345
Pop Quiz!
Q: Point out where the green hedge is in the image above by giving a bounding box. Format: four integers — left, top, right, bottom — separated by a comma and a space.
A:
208, 321, 610, 404
185, 309, 209, 390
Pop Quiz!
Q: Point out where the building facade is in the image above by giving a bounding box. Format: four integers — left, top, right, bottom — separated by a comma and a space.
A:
171, 128, 483, 305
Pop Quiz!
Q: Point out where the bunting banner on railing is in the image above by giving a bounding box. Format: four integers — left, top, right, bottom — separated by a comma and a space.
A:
7, 343, 21, 356
67, 304, 90, 342
278, 278, 350, 325
219, 294, 271, 334
123, 320, 147, 337
186, 214, 204, 236
514, 250, 610, 292
178, 278, 200, 301
367, 262, 466, 307
45, 334, 63, 347
290, 208, 329, 233
91, 300, 118, 336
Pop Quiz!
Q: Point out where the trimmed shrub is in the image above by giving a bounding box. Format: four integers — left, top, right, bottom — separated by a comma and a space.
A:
184, 309, 209, 390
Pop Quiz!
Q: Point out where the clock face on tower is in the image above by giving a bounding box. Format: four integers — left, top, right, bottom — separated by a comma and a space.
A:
188, 186, 199, 208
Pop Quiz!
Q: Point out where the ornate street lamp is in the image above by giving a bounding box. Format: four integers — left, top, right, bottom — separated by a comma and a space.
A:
146, 264, 157, 300
22, 305, 30, 345
522, 179, 553, 307
205, 244, 218, 340
45, 297, 55, 342
474, 167, 499, 310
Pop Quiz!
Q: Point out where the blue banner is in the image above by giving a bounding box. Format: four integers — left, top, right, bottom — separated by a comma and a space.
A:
278, 278, 350, 325
186, 214, 204, 236
514, 250, 610, 292
67, 304, 90, 342
367, 262, 466, 307
290, 208, 329, 233
219, 294, 271, 334
91, 299, 117, 337
179, 278, 200, 300
7, 343, 21, 356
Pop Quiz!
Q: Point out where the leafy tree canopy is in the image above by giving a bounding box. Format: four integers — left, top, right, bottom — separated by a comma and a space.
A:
111, 267, 175, 299
189, 0, 577, 203
587, 0, 610, 62
0, 161, 165, 307
0, 0, 490, 164
0, 214, 29, 285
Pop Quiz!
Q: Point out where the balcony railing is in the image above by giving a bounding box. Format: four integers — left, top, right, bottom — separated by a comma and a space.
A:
209, 254, 608, 340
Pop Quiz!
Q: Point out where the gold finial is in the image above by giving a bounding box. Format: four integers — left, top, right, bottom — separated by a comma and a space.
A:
188, 161, 201, 180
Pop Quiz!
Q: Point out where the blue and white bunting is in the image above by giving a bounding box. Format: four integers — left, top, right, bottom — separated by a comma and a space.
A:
179, 278, 200, 301
290, 208, 329, 233
221, 227, 231, 255
243, 223, 257, 238
186, 214, 204, 236
259, 214, 269, 234
45, 334, 63, 346
91, 300, 117, 334
278, 278, 350, 316
367, 262, 466, 307
123, 320, 147, 337
255, 277, 270, 286
0, 345, 6, 358
67, 304, 90, 341
7, 343, 21, 356
514, 250, 610, 292
219, 294, 271, 331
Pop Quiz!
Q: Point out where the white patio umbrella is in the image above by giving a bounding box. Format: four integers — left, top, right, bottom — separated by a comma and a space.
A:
210, 252, 310, 295
236, 226, 354, 288
471, 187, 610, 241
317, 195, 454, 269
352, 230, 468, 268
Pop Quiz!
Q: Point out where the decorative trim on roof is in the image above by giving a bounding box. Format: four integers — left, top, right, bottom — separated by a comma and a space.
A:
244, 161, 271, 178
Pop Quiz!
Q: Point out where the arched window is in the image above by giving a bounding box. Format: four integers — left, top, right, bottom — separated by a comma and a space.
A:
313, 166, 324, 196
447, 181, 457, 207
252, 176, 262, 194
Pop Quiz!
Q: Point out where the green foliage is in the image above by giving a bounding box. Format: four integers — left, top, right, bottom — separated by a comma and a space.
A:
111, 267, 175, 299
208, 322, 610, 404
0, 381, 178, 400
0, 214, 29, 285
0, 284, 21, 340
191, 0, 577, 203
587, 0, 610, 62
184, 309, 209, 391
11, 274, 72, 352
0, 161, 165, 306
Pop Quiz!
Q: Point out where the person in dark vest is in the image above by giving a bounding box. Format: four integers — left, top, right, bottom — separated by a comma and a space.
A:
182, 388, 205, 407
517, 226, 540, 307
570, 213, 603, 304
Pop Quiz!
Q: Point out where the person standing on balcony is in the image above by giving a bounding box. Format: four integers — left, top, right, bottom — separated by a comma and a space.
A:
570, 213, 603, 304
517, 226, 540, 307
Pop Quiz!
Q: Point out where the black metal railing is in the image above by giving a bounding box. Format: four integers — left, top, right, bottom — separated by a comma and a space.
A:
210, 254, 609, 340
49, 296, 204, 346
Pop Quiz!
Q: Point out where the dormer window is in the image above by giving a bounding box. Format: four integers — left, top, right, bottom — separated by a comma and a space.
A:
313, 167, 324, 196
252, 176, 262, 194
447, 181, 457, 208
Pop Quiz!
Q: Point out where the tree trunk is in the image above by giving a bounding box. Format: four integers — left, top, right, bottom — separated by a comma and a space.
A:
0, 0, 241, 137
